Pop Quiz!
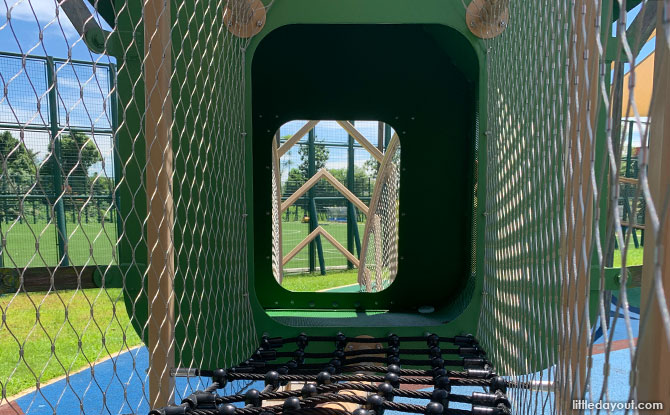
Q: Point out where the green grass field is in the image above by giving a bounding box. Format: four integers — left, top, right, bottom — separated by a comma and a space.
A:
0, 220, 117, 267
282, 220, 365, 270
612, 240, 644, 267
0, 288, 141, 397
281, 269, 359, 292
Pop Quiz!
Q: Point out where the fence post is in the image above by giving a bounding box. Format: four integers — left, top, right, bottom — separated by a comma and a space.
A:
637, 5, 670, 408
110, 63, 121, 243
144, 0, 176, 406
346, 122, 355, 268
307, 128, 325, 275
46, 57, 69, 267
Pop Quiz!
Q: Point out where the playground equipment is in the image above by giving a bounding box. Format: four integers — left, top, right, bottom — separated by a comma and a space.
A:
271, 120, 398, 287
0, 0, 668, 414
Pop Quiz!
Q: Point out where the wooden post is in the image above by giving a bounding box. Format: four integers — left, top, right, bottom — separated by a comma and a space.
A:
144, 0, 175, 408
558, 0, 600, 412
637, 4, 670, 409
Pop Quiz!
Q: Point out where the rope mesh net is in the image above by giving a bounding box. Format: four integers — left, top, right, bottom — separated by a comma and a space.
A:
474, 0, 670, 413
0, 0, 668, 414
149, 333, 513, 415
358, 135, 400, 293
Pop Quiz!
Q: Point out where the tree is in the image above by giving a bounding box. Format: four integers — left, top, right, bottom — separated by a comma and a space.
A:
297, 142, 329, 179
0, 131, 38, 193
41, 132, 102, 195
363, 158, 380, 179
0, 131, 39, 220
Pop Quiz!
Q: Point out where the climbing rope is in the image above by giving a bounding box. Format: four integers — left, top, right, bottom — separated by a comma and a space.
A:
149, 333, 513, 415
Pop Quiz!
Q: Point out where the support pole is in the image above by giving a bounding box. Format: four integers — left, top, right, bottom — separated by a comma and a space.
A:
46, 57, 69, 267
347, 122, 355, 269
637, 4, 670, 408
558, 0, 600, 411
307, 129, 325, 274
144, 0, 175, 408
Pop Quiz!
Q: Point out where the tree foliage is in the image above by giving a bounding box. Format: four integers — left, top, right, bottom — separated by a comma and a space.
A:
0, 131, 38, 193
41, 132, 102, 194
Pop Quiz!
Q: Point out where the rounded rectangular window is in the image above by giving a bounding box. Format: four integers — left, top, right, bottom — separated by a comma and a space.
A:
270, 120, 400, 293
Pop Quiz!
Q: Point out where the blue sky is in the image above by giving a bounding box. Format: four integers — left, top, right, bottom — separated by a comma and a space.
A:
0, 0, 115, 178
0, 0, 658, 178
278, 120, 392, 182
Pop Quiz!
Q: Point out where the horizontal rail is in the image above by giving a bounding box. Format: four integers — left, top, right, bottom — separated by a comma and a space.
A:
281, 169, 369, 215
0, 266, 97, 293
282, 226, 359, 267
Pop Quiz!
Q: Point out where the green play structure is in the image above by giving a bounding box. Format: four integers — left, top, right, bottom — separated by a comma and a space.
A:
85, 0, 641, 372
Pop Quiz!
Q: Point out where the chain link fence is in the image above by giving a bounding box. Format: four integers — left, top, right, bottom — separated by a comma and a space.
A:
0, 52, 117, 268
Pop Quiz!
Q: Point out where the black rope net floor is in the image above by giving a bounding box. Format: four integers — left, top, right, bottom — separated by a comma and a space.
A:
150, 334, 514, 415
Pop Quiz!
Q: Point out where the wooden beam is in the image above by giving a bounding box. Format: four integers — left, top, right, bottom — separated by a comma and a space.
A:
272, 140, 283, 283
637, 3, 670, 408
277, 120, 319, 158
625, 3, 657, 58
320, 169, 369, 214
336, 121, 383, 162
281, 169, 369, 215
317, 227, 360, 267
282, 226, 359, 267
144, 0, 175, 406
558, 0, 600, 410
0, 266, 97, 294
619, 176, 639, 185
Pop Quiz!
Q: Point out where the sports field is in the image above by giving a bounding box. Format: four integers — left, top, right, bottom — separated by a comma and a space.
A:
282, 220, 365, 270
0, 220, 117, 267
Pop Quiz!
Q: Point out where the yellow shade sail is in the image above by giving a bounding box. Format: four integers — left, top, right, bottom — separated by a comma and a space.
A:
621, 33, 656, 118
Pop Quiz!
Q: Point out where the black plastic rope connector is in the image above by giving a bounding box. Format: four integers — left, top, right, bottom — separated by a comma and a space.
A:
297, 333, 309, 349
242, 359, 267, 369
453, 335, 478, 347
219, 404, 237, 415
149, 406, 187, 415
244, 389, 262, 407
434, 375, 451, 391
431, 388, 450, 407
301, 383, 318, 398
387, 334, 400, 347
365, 394, 385, 415
182, 391, 217, 409
261, 335, 284, 349
426, 333, 440, 347
425, 402, 444, 415
463, 358, 487, 369
253, 349, 277, 361
378, 382, 394, 401
387, 364, 401, 374
459, 346, 485, 357
264, 370, 280, 389
429, 346, 442, 358
384, 372, 400, 388
472, 405, 511, 415
490, 376, 507, 393
212, 368, 228, 388
294, 350, 306, 364
471, 392, 500, 407
335, 332, 347, 348
353, 409, 370, 415
466, 368, 493, 379
317, 371, 332, 385
283, 397, 301, 411
430, 357, 445, 369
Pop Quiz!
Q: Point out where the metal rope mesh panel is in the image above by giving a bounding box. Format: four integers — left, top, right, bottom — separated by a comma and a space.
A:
272, 140, 283, 284
358, 135, 400, 293
475, 0, 670, 413
0, 0, 268, 412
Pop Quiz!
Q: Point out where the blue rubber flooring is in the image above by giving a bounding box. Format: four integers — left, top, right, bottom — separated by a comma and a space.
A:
13, 295, 639, 414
